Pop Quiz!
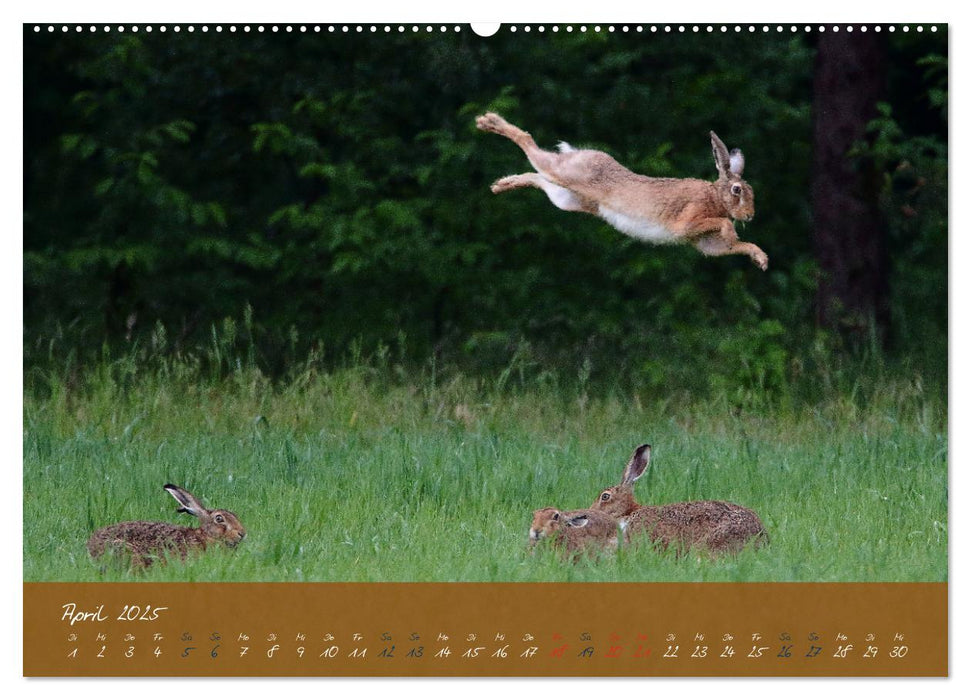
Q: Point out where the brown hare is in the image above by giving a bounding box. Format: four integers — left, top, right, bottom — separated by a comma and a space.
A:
476, 112, 767, 270
529, 507, 623, 558
589, 444, 767, 556
87, 484, 246, 569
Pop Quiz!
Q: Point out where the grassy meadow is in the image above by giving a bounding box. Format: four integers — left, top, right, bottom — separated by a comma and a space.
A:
23, 354, 947, 583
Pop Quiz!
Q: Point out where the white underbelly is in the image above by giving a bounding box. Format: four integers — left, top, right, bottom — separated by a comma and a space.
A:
598, 205, 677, 244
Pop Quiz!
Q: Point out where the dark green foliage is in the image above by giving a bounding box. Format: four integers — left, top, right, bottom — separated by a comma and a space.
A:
23, 27, 946, 395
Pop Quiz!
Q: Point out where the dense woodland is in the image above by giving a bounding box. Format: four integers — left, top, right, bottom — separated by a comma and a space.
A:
23, 26, 947, 397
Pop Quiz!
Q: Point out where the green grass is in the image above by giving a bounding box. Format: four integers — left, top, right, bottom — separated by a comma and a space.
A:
23, 361, 947, 582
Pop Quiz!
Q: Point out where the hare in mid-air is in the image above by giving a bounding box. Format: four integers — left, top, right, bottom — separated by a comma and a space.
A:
589, 444, 767, 555
476, 112, 767, 270
87, 484, 246, 568
529, 507, 623, 557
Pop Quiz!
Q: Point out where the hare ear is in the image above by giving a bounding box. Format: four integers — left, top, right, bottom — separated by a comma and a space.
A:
567, 514, 590, 528
164, 484, 207, 517
729, 148, 745, 176
710, 131, 731, 177
622, 444, 651, 485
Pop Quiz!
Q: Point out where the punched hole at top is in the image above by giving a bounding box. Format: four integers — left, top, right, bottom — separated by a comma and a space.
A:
471, 23, 500, 37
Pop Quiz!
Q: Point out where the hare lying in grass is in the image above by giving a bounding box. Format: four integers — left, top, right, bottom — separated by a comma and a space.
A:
589, 444, 767, 555
87, 484, 246, 568
529, 507, 623, 557
476, 112, 767, 270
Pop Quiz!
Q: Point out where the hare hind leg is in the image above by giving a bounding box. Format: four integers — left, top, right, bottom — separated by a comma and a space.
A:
476, 112, 537, 151
476, 113, 575, 187
492, 172, 595, 214
693, 221, 769, 271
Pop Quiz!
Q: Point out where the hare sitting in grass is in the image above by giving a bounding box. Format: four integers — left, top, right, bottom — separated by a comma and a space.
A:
529, 507, 623, 557
589, 444, 767, 555
476, 112, 767, 270
87, 484, 246, 568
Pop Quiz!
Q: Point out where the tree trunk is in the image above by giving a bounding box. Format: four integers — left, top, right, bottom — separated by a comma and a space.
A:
811, 31, 890, 346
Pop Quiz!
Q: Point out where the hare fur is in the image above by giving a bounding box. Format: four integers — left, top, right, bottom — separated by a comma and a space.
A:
87, 484, 246, 568
476, 112, 768, 270
529, 507, 623, 556
590, 444, 767, 555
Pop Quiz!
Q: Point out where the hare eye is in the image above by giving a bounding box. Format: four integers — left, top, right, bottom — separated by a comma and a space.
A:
214, 514, 225, 523
600, 492, 611, 502
731, 184, 742, 196
552, 512, 559, 521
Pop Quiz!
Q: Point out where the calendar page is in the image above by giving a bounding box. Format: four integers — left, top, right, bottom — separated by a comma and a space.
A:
22, 20, 948, 678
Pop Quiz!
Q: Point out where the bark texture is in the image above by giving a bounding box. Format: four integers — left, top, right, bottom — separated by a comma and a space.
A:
811, 32, 890, 344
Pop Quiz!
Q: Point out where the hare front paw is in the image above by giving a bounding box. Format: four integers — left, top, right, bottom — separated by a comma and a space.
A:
753, 250, 769, 271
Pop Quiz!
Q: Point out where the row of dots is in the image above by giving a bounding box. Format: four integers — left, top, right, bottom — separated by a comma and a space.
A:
516, 25, 939, 33
33, 24, 940, 34
32, 25, 462, 33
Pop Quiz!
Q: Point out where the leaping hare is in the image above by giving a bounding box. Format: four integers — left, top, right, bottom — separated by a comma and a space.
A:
476, 112, 768, 270
87, 484, 246, 568
589, 444, 767, 555
529, 507, 623, 557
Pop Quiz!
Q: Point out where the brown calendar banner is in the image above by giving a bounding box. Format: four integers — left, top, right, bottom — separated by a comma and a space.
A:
24, 582, 947, 677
